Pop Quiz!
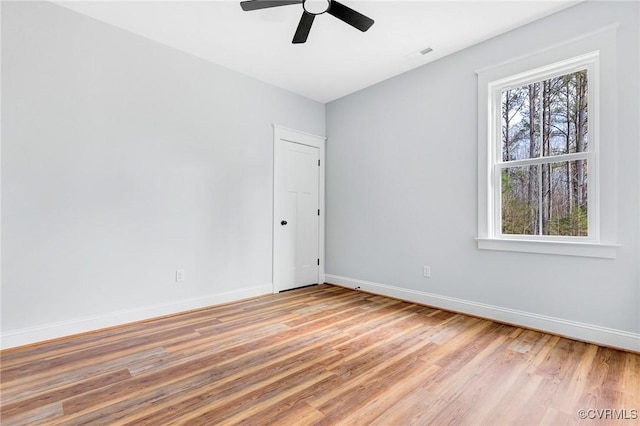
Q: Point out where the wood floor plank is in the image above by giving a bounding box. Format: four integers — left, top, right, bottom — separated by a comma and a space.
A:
234, 400, 325, 426
1, 284, 638, 425
1, 347, 167, 406
0, 368, 131, 419
1, 402, 63, 426
340, 361, 442, 426
0, 307, 222, 369
622, 353, 640, 408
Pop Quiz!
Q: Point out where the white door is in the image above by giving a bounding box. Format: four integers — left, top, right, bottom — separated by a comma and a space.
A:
273, 126, 324, 292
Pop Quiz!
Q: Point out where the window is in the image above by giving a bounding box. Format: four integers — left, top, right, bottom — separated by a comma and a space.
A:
476, 30, 619, 258
495, 57, 596, 241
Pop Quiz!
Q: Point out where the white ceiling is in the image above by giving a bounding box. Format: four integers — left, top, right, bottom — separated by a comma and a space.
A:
55, 0, 580, 103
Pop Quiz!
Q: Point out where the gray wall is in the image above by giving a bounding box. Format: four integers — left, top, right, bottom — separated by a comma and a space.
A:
326, 1, 639, 335
1, 2, 325, 334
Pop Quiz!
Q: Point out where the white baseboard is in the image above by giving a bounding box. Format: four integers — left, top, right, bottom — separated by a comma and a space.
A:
0, 284, 272, 350
325, 274, 640, 352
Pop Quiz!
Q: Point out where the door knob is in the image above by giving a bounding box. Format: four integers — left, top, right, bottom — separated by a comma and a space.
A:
281, 220, 288, 225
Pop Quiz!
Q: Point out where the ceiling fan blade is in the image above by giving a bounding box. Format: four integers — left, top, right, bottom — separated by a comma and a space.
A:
240, 0, 303, 12
327, 0, 374, 32
292, 11, 315, 44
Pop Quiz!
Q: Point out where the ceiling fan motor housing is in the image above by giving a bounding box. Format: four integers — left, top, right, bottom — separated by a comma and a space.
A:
240, 0, 374, 44
303, 0, 331, 15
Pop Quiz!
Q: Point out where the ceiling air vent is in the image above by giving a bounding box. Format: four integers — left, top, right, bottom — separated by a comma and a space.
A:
406, 46, 434, 61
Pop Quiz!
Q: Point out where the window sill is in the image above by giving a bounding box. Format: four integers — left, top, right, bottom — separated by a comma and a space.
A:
476, 238, 619, 259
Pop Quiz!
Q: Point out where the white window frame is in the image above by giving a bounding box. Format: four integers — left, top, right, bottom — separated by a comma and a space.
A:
491, 54, 598, 242
476, 27, 620, 258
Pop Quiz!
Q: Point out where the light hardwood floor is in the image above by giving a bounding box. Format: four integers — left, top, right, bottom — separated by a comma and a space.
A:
1, 284, 638, 425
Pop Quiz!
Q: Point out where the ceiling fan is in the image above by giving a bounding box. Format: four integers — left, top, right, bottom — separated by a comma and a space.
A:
240, 0, 375, 44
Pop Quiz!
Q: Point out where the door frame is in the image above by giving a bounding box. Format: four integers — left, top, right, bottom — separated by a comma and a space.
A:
272, 124, 326, 293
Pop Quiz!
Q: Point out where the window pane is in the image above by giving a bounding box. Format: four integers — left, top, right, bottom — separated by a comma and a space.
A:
543, 70, 588, 157
502, 165, 539, 235
542, 160, 588, 236
501, 85, 540, 161
502, 70, 588, 162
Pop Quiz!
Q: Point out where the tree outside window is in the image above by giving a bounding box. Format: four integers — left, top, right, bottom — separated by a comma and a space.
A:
499, 70, 589, 237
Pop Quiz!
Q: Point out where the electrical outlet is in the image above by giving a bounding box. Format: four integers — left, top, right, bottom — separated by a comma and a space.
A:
176, 269, 185, 282
423, 266, 431, 278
